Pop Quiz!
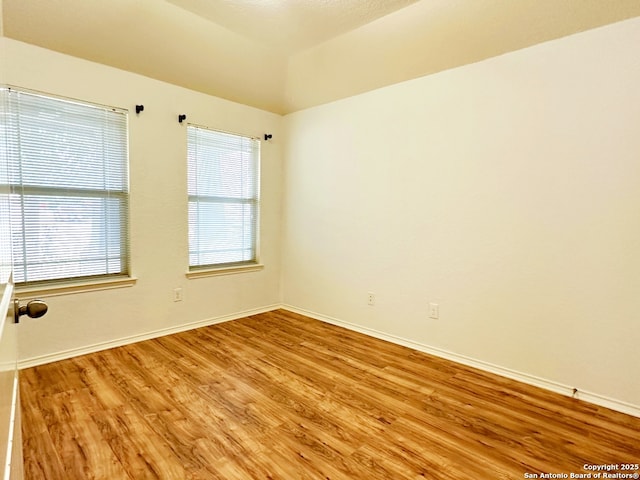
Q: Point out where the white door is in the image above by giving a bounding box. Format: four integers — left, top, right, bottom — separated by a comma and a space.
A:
0, 82, 23, 479
0, 280, 22, 480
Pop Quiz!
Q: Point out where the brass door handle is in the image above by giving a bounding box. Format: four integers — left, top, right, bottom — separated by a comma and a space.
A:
14, 299, 48, 323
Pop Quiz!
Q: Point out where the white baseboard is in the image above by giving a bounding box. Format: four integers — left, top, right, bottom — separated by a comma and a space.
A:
18, 304, 281, 369
282, 305, 640, 419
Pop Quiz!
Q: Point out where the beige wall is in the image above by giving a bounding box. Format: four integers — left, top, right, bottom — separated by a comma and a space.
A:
2, 38, 284, 364
282, 18, 640, 409
3, 16, 640, 413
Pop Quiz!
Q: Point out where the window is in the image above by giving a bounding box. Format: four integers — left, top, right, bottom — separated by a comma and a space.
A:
187, 125, 260, 271
0, 87, 129, 286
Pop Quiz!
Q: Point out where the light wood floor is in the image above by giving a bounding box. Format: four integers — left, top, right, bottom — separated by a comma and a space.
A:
21, 309, 640, 479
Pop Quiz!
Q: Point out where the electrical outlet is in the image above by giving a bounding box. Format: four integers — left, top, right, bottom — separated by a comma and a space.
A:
367, 292, 376, 306
173, 287, 183, 302
429, 302, 439, 319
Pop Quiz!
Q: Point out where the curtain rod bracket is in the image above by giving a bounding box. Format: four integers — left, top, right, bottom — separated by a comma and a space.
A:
264, 134, 272, 141
135, 104, 144, 114
178, 114, 187, 124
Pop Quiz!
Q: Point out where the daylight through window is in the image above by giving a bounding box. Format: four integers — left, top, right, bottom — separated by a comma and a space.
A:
0, 87, 130, 285
187, 125, 260, 270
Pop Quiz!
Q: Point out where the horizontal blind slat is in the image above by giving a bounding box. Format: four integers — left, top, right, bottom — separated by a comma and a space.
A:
1, 87, 130, 285
187, 125, 259, 269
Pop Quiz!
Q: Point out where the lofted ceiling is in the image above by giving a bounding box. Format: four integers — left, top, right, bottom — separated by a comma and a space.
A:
165, 0, 421, 54
2, 0, 640, 114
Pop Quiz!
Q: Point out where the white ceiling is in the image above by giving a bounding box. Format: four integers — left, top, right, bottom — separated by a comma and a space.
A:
2, 0, 640, 114
165, 0, 420, 54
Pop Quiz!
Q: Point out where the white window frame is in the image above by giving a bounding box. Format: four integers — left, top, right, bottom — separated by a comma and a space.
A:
186, 124, 262, 278
0, 86, 133, 292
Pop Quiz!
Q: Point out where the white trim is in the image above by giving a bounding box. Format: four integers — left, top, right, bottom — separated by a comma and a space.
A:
3, 374, 18, 480
16, 276, 137, 298
186, 264, 264, 279
281, 305, 640, 419
18, 304, 280, 369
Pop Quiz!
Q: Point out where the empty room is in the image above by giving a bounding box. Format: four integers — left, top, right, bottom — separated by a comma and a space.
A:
1, 0, 639, 478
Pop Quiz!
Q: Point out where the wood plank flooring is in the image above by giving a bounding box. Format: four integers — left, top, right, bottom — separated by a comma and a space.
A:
20, 309, 640, 479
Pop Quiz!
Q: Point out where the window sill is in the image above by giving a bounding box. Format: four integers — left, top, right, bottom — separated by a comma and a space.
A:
15, 276, 137, 298
186, 264, 264, 279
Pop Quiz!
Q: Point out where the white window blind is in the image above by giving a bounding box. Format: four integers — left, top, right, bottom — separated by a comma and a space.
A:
0, 94, 11, 285
0, 87, 129, 285
187, 126, 259, 270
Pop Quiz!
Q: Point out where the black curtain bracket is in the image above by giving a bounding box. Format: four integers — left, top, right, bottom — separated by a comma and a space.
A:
264, 134, 273, 141
135, 105, 144, 114
178, 114, 187, 124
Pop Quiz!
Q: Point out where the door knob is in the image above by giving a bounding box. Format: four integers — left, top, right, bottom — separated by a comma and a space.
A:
14, 299, 48, 323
